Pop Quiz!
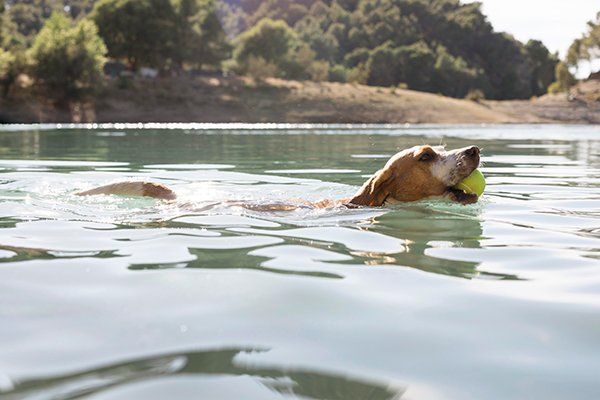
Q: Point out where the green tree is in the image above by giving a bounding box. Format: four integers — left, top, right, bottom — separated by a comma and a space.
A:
172, 0, 200, 67
3, 0, 61, 40
584, 11, 600, 61
27, 11, 107, 107
0, 6, 27, 97
567, 11, 600, 74
172, 0, 232, 69
0, 47, 15, 95
234, 18, 296, 70
0, 46, 26, 97
344, 46, 369, 68
63, 0, 99, 20
307, 59, 329, 81
498, 64, 520, 100
353, 0, 418, 49
547, 61, 576, 93
295, 15, 339, 63
431, 45, 476, 97
524, 39, 558, 96
328, 63, 346, 82
346, 62, 369, 84
566, 38, 585, 68
397, 41, 436, 92
367, 41, 398, 87
245, 0, 309, 29
1, 5, 26, 51
91, 0, 174, 70
194, 1, 233, 69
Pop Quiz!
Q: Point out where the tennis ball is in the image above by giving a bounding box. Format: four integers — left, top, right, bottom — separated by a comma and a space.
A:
454, 169, 485, 197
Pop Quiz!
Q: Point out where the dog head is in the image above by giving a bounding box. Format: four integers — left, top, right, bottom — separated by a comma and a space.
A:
348, 145, 481, 206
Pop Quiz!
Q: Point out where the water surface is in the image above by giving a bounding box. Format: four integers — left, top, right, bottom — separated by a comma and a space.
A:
1, 124, 600, 400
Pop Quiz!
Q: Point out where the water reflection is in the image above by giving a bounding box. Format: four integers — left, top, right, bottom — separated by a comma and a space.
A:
3, 348, 405, 400
151, 201, 520, 280
0, 204, 516, 281
358, 206, 519, 280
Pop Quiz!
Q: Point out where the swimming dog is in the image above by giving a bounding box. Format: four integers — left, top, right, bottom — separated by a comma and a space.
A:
75, 145, 481, 206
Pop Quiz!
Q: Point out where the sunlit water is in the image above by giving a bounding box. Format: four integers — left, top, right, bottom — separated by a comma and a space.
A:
1, 124, 600, 400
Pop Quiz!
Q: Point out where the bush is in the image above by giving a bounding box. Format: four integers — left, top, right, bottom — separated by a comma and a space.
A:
465, 88, 485, 101
28, 12, 107, 107
278, 57, 305, 80
247, 54, 278, 81
308, 60, 329, 82
346, 62, 369, 85
221, 58, 242, 75
328, 64, 346, 83
295, 45, 315, 71
278, 44, 312, 80
344, 47, 369, 68
546, 81, 561, 94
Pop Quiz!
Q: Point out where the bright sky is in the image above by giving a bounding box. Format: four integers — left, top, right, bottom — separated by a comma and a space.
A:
464, 0, 600, 77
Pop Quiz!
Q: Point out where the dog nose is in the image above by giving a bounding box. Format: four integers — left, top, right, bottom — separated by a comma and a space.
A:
465, 146, 480, 157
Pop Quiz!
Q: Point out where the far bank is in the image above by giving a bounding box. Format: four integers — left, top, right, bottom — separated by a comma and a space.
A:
1, 76, 599, 124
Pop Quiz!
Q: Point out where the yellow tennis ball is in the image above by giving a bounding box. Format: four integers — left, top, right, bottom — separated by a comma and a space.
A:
454, 169, 485, 197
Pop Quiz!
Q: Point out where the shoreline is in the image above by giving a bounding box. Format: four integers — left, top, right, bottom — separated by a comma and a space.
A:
1, 76, 599, 125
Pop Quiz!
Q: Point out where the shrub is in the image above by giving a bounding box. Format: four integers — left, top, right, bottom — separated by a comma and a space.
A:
346, 62, 369, 85
308, 60, 329, 82
278, 44, 312, 80
295, 44, 316, 71
546, 81, 561, 94
328, 64, 346, 83
247, 54, 278, 81
344, 47, 369, 68
465, 88, 485, 101
221, 58, 242, 75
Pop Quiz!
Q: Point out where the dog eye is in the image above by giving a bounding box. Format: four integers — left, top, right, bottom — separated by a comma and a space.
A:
418, 152, 434, 162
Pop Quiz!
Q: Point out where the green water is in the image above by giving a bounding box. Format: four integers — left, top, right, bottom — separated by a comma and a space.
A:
0, 124, 599, 400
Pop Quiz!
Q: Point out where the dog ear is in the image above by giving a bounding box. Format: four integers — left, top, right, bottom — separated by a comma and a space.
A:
348, 168, 394, 206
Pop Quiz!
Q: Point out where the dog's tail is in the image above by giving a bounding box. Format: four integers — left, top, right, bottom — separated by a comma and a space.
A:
74, 181, 177, 201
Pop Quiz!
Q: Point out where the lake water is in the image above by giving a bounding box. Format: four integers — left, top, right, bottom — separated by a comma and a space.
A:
1, 123, 599, 400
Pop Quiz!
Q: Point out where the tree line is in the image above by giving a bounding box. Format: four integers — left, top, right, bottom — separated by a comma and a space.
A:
0, 0, 597, 109
223, 0, 560, 100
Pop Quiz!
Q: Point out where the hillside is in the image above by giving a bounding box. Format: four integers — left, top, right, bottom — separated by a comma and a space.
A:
1, 75, 599, 124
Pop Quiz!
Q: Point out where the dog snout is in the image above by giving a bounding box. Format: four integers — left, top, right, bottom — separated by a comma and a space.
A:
465, 146, 480, 158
